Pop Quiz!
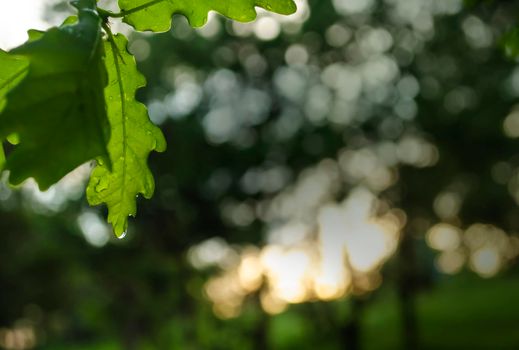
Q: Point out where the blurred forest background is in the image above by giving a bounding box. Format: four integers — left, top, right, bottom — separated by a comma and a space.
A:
2, 0, 519, 349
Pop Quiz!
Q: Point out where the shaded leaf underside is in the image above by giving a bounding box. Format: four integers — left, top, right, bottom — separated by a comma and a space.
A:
0, 0, 109, 190
0, 50, 29, 170
0, 50, 29, 110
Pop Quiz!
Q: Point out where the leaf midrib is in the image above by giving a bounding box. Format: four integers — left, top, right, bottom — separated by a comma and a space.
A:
109, 37, 129, 212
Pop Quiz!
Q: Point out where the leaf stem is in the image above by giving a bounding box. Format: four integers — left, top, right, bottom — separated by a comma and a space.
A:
97, 0, 167, 19
101, 22, 125, 64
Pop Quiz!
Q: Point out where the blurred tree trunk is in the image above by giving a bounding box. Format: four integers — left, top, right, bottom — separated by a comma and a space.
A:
398, 229, 419, 350
253, 293, 269, 350
341, 298, 363, 350
122, 318, 140, 350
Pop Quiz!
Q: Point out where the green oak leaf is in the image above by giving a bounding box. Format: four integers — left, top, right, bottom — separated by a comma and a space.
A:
0, 45, 30, 171
0, 50, 29, 112
118, 0, 297, 32
86, 34, 166, 237
0, 0, 109, 190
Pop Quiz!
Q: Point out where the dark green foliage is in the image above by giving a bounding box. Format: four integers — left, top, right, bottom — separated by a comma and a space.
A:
503, 27, 519, 59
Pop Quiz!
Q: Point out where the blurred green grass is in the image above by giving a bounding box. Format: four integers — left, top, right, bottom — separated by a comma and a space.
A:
363, 275, 519, 350
39, 275, 519, 349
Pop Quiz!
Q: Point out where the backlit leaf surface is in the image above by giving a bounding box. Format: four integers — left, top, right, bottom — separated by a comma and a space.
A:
119, 0, 297, 32
87, 34, 166, 237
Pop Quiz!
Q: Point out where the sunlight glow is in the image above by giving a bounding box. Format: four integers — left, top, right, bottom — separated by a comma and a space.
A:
503, 106, 519, 138
77, 211, 110, 247
237, 250, 263, 292
0, 325, 36, 350
426, 223, 462, 251
22, 164, 91, 214
427, 222, 519, 277
436, 250, 465, 275
0, 1, 50, 50
470, 247, 501, 278
194, 187, 403, 318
